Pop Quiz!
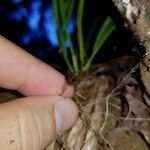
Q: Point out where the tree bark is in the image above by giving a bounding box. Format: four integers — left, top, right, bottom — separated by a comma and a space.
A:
112, 0, 150, 95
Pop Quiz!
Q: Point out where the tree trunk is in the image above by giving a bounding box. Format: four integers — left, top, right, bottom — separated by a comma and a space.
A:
112, 0, 150, 97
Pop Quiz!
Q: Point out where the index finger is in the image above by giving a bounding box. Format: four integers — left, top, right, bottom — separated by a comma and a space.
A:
0, 35, 74, 97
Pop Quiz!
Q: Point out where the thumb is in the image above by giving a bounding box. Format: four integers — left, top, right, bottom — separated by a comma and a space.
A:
0, 96, 78, 150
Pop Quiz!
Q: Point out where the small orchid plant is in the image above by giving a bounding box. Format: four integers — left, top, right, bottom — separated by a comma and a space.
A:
52, 0, 116, 74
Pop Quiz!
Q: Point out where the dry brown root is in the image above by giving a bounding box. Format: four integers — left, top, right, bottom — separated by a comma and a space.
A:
46, 58, 150, 150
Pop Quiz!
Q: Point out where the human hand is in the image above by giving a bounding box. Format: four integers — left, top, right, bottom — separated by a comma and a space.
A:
0, 35, 78, 150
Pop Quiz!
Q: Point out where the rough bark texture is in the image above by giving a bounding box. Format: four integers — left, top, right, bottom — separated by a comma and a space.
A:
112, 0, 150, 100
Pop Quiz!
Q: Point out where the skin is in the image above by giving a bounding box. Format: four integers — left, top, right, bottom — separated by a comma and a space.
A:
0, 35, 78, 150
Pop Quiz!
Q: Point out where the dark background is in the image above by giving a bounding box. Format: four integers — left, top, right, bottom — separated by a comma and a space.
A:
0, 0, 141, 68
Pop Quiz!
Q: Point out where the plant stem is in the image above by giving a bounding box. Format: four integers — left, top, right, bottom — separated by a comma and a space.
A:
53, 0, 74, 73
65, 32, 79, 72
58, 31, 74, 73
77, 0, 84, 68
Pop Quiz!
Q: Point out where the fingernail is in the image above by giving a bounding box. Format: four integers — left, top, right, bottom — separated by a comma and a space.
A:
54, 100, 78, 133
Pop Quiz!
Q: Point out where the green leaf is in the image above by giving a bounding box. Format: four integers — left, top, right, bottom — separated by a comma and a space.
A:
65, 32, 79, 72
52, 0, 60, 27
59, 0, 67, 28
77, 0, 85, 68
83, 17, 116, 71
57, 29, 74, 72
93, 17, 115, 52
66, 0, 75, 26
